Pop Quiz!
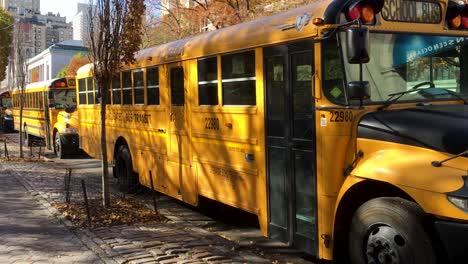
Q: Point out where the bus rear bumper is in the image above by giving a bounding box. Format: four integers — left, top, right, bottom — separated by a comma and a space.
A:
434, 220, 468, 263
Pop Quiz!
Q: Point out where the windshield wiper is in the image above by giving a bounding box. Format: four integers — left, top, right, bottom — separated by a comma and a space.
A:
379, 87, 468, 111
436, 88, 468, 105
378, 87, 428, 111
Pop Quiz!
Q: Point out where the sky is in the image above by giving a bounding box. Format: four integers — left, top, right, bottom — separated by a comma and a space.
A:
40, 0, 88, 23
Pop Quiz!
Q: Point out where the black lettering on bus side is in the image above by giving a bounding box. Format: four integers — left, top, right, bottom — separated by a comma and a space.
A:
204, 117, 220, 130
330, 111, 353, 122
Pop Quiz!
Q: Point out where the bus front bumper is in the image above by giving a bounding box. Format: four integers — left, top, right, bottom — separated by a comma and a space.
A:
435, 220, 468, 263
61, 134, 79, 153
2, 119, 13, 131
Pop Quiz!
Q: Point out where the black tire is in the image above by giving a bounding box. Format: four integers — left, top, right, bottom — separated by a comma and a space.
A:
115, 145, 138, 193
349, 197, 436, 264
54, 132, 65, 159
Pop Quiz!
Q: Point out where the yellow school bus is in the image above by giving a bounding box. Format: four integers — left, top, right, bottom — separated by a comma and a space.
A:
11, 78, 79, 158
0, 91, 13, 132
76, 0, 468, 262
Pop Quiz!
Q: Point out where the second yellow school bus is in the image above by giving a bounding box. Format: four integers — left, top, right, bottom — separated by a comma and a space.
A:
76, 0, 468, 262
11, 78, 80, 158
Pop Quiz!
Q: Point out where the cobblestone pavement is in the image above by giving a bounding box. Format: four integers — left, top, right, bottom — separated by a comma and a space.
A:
0, 132, 317, 264
0, 166, 103, 264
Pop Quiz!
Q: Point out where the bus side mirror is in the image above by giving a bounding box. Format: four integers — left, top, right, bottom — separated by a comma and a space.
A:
346, 27, 370, 64
65, 106, 76, 113
348, 81, 371, 100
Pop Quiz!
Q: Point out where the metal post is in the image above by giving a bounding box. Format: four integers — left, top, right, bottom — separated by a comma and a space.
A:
3, 140, 8, 160
65, 168, 72, 203
149, 170, 158, 214
81, 180, 92, 227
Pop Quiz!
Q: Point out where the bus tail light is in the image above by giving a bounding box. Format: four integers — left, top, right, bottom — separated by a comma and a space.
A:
446, 1, 465, 29
462, 15, 468, 29
346, 0, 384, 24
462, 7, 468, 29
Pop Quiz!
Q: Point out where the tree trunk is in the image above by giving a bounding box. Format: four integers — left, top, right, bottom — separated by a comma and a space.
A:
100, 94, 110, 207
19, 93, 24, 158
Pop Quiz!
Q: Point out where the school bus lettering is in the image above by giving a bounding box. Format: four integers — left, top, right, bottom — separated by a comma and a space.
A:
210, 166, 241, 187
108, 112, 151, 124
381, 0, 441, 23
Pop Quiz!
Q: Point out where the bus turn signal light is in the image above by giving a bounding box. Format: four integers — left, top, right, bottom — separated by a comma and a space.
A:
450, 15, 462, 28
345, 0, 384, 24
446, 1, 466, 29
54, 82, 66, 88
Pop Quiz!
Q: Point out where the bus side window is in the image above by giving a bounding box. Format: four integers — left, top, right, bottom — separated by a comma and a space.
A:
78, 78, 87, 105
87, 77, 95, 105
198, 57, 218, 106
170, 67, 184, 106
112, 74, 121, 105
133, 69, 144, 105
122, 71, 132, 105
322, 38, 346, 105
221, 50, 256, 106
146, 67, 159, 105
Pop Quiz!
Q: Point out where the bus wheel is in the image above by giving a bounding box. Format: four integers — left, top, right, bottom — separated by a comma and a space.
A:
348, 197, 436, 264
115, 145, 138, 193
54, 133, 65, 159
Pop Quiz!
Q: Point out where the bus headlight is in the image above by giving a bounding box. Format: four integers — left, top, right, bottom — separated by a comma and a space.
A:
63, 124, 78, 134
447, 195, 468, 212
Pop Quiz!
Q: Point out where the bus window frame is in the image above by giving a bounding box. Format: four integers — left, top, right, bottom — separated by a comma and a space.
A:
132, 68, 145, 106
87, 77, 95, 105
112, 73, 122, 105
197, 56, 219, 106
220, 49, 257, 106
122, 70, 133, 105
146, 66, 160, 106
78, 78, 87, 105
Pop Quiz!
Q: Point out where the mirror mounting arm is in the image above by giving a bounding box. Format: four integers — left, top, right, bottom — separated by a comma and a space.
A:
316, 19, 361, 41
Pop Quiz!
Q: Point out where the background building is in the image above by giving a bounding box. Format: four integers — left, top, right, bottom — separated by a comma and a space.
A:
0, 0, 73, 91
72, 3, 93, 45
27, 40, 88, 84
0, 0, 40, 15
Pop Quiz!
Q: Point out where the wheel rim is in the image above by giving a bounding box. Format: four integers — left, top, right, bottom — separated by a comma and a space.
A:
55, 134, 61, 155
365, 225, 411, 264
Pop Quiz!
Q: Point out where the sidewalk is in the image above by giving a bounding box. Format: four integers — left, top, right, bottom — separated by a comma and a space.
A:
0, 167, 103, 264
2, 160, 277, 264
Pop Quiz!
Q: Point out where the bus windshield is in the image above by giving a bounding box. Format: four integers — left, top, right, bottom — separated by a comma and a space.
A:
1, 97, 12, 108
52, 89, 76, 109
323, 33, 468, 105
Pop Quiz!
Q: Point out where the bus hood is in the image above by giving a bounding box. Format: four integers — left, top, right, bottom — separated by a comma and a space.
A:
357, 104, 468, 155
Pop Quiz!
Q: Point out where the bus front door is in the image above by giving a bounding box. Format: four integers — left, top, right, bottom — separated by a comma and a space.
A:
264, 40, 317, 255
164, 63, 196, 204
